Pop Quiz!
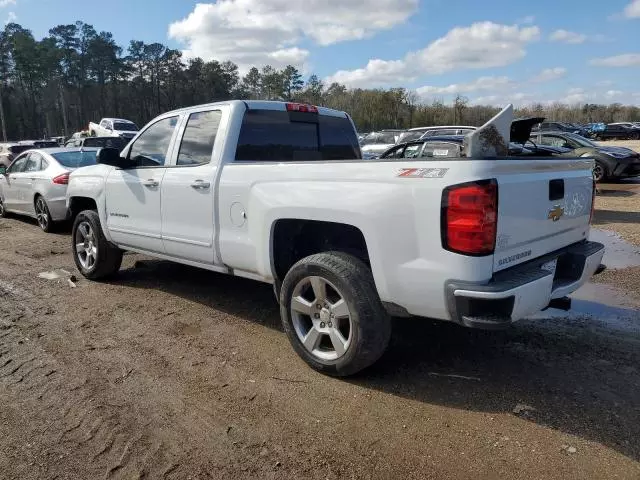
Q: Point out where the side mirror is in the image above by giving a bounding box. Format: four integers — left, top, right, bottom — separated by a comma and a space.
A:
0, 165, 6, 175
97, 147, 132, 169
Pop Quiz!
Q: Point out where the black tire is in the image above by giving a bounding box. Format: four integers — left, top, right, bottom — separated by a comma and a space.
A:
34, 195, 55, 233
0, 197, 7, 218
71, 209, 122, 280
279, 251, 391, 377
593, 161, 608, 183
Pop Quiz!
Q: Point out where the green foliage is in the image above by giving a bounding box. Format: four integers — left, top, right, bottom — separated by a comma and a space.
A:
0, 21, 638, 141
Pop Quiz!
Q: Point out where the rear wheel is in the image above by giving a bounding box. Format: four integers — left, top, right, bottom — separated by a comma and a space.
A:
72, 210, 122, 279
34, 195, 54, 233
280, 252, 391, 377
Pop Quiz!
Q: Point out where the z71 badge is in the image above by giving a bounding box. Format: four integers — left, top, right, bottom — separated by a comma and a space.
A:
397, 168, 449, 178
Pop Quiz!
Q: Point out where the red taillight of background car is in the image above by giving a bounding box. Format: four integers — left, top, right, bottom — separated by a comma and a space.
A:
52, 173, 70, 185
441, 180, 498, 256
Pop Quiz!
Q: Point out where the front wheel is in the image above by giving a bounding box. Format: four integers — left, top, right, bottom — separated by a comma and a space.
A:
71, 210, 123, 279
279, 252, 391, 377
593, 161, 607, 183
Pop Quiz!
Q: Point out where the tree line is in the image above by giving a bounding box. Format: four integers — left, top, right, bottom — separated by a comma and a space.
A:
0, 20, 638, 141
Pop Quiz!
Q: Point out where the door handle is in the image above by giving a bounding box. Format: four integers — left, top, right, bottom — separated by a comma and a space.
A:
142, 179, 159, 187
191, 180, 210, 190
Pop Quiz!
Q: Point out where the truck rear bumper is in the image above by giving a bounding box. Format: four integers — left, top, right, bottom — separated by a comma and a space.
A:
446, 241, 605, 329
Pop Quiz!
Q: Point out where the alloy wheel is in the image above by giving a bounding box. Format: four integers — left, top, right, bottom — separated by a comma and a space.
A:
75, 221, 97, 270
290, 276, 353, 361
35, 197, 49, 230
593, 164, 604, 182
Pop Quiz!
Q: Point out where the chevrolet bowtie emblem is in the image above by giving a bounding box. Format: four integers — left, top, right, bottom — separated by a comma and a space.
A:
548, 205, 564, 222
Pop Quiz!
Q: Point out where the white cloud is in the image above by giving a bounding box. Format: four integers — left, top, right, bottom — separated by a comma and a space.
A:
0, 0, 16, 7
590, 53, 640, 67
605, 89, 623, 98
471, 92, 532, 106
4, 10, 15, 24
325, 22, 540, 87
168, 0, 418, 70
416, 76, 513, 97
531, 67, 567, 82
624, 0, 640, 18
549, 29, 587, 44
517, 15, 535, 24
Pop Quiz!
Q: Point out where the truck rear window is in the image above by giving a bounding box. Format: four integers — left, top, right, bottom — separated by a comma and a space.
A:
235, 109, 361, 162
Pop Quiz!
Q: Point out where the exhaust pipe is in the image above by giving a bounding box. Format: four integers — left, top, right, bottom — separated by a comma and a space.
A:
543, 297, 572, 312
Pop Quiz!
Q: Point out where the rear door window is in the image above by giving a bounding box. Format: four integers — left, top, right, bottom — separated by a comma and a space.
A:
23, 152, 42, 172
177, 110, 222, 166
235, 109, 360, 162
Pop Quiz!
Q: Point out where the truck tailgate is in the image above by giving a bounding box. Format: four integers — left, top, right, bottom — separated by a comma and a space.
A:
493, 159, 594, 272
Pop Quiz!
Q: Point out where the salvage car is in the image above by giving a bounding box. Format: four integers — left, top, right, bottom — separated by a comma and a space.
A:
531, 131, 640, 181
65, 101, 604, 376
88, 118, 139, 140
594, 123, 639, 141
65, 135, 128, 151
0, 148, 99, 231
359, 130, 403, 156
0, 143, 31, 167
396, 126, 477, 144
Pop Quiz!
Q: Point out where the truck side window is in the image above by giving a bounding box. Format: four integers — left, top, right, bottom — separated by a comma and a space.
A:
176, 110, 222, 166
128, 116, 179, 167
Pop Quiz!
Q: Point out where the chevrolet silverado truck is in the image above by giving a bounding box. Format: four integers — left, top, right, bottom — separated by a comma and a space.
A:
65, 101, 604, 376
88, 118, 139, 140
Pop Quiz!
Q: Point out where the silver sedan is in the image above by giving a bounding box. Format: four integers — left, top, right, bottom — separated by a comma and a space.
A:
0, 148, 99, 232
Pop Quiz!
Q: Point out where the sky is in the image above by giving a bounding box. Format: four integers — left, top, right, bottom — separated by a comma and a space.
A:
4, 0, 640, 106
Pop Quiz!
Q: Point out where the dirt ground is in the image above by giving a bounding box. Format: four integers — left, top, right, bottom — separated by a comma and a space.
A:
593, 178, 640, 245
599, 140, 640, 153
1, 195, 640, 479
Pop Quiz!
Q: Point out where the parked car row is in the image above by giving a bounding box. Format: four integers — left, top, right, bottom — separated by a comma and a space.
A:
373, 117, 640, 182
534, 121, 640, 140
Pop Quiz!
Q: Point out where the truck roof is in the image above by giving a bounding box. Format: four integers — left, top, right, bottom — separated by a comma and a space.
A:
162, 100, 349, 118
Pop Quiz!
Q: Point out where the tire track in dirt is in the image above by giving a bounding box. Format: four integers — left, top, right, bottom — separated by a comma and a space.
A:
0, 277, 175, 480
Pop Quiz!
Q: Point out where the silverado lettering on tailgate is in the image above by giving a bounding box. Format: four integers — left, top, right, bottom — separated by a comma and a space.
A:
497, 250, 532, 267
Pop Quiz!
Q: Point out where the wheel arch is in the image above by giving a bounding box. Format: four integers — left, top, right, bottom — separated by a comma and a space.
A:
68, 195, 98, 222
270, 218, 374, 295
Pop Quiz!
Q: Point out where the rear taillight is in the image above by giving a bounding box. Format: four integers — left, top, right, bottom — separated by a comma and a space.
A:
441, 180, 498, 256
52, 173, 69, 185
286, 102, 318, 113
590, 179, 596, 224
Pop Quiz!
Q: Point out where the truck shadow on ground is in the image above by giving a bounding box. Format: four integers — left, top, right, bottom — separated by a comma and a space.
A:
593, 209, 640, 225
115, 259, 640, 464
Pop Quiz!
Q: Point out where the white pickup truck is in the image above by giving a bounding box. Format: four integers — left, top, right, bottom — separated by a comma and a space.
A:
88, 118, 139, 140
66, 100, 604, 376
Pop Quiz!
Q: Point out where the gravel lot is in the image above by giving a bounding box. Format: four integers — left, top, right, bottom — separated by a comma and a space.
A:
1, 191, 640, 479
